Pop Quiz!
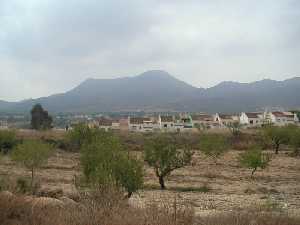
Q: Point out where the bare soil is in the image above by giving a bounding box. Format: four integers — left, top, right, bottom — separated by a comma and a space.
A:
1, 149, 299, 216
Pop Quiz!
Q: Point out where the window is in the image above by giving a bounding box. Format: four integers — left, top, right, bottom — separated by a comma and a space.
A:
250, 120, 253, 124
164, 124, 167, 128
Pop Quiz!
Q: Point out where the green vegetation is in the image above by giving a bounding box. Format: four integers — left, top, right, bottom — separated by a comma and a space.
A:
11, 140, 53, 191
0, 130, 17, 153
31, 104, 53, 130
262, 125, 292, 154
239, 147, 271, 177
144, 134, 193, 189
289, 128, 300, 156
226, 121, 242, 136
199, 134, 229, 163
80, 130, 143, 198
66, 123, 98, 151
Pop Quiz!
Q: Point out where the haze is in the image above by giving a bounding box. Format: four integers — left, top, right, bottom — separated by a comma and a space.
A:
1, 0, 300, 101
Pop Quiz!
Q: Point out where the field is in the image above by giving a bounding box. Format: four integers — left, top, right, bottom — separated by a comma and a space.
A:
1, 129, 300, 218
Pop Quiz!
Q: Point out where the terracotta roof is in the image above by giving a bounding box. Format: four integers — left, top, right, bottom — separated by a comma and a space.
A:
272, 111, 286, 117
245, 112, 262, 119
98, 118, 113, 126
219, 114, 234, 120
130, 117, 149, 124
160, 116, 174, 122
191, 114, 213, 121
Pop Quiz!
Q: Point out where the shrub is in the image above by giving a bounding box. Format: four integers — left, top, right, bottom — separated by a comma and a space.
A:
239, 147, 271, 177
0, 130, 17, 153
144, 134, 193, 189
262, 125, 293, 154
199, 134, 229, 164
65, 123, 99, 151
289, 127, 300, 156
80, 131, 143, 198
11, 140, 53, 192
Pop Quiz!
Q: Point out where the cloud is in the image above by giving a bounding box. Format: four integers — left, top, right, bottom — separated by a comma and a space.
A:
0, 0, 300, 101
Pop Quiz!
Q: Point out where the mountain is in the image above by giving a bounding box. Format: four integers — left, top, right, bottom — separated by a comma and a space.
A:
0, 70, 299, 113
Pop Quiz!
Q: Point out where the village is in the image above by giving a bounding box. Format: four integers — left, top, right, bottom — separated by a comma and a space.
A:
85, 111, 300, 132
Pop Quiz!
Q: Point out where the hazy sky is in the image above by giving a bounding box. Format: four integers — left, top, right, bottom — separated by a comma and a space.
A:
1, 0, 300, 101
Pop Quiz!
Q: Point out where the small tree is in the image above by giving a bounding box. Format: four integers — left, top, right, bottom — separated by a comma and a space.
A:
290, 128, 300, 156
66, 123, 97, 151
199, 134, 229, 164
144, 134, 193, 189
11, 140, 53, 191
239, 148, 271, 177
0, 130, 17, 154
80, 132, 143, 198
31, 104, 53, 130
262, 125, 291, 154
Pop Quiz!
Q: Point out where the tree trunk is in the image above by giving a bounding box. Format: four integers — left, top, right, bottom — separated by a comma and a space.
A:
251, 167, 257, 178
159, 176, 166, 190
126, 192, 133, 199
275, 143, 280, 154
31, 168, 34, 194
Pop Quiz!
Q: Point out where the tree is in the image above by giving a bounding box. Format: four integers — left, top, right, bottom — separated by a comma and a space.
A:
31, 104, 53, 130
226, 121, 242, 136
144, 134, 193, 189
66, 123, 97, 151
290, 128, 300, 156
239, 148, 271, 177
262, 125, 291, 154
80, 131, 143, 198
11, 140, 53, 191
0, 130, 17, 154
199, 134, 229, 164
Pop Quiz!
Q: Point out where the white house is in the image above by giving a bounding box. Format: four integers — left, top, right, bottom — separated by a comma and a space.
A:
240, 112, 264, 127
128, 117, 159, 132
0, 120, 8, 129
158, 115, 176, 131
214, 113, 239, 127
265, 111, 299, 126
98, 118, 120, 131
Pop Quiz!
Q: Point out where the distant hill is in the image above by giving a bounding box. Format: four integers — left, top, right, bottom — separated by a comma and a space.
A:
0, 70, 299, 113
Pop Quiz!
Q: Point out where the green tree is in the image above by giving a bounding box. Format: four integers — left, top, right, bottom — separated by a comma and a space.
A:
144, 134, 193, 190
239, 148, 271, 177
31, 104, 53, 130
0, 130, 17, 153
80, 132, 143, 198
11, 140, 53, 191
262, 125, 291, 154
199, 134, 229, 164
290, 128, 300, 156
66, 123, 97, 151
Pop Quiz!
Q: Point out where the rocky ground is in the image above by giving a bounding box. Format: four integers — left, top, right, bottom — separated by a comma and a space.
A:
1, 149, 299, 216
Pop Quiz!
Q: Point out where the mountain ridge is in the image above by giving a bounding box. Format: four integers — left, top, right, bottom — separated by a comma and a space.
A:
0, 71, 299, 113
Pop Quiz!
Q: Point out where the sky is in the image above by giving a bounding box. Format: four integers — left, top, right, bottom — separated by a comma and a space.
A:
1, 0, 300, 101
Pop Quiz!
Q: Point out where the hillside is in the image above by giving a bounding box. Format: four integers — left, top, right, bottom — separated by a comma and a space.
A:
0, 70, 299, 113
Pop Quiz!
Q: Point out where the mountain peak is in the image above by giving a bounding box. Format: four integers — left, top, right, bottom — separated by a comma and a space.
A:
137, 70, 172, 79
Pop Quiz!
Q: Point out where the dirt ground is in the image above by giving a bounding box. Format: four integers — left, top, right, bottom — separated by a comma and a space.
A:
1, 149, 299, 216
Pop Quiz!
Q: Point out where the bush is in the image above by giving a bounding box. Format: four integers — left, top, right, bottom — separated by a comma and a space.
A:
262, 125, 293, 154
80, 131, 143, 198
239, 147, 271, 177
11, 140, 53, 192
65, 123, 99, 151
144, 134, 193, 189
289, 127, 300, 156
0, 130, 17, 153
199, 134, 229, 163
